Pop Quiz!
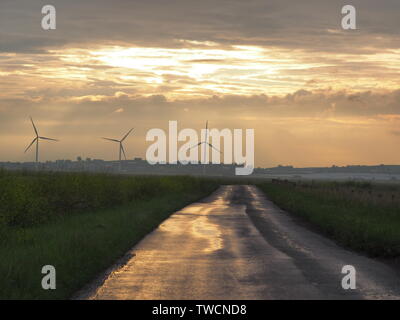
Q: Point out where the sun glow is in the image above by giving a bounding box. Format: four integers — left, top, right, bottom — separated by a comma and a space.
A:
1, 40, 400, 100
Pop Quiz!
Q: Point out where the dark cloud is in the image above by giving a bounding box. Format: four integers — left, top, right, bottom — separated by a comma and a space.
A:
1, 0, 399, 53
1, 89, 400, 130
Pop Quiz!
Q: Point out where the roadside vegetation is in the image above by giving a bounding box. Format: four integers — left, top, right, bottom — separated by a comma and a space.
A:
0, 170, 219, 299
258, 180, 400, 258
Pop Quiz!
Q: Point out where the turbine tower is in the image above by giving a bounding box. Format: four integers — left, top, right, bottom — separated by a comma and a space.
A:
102, 128, 134, 166
190, 120, 221, 175
24, 117, 59, 165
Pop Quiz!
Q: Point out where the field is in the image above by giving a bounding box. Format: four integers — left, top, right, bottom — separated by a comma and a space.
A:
0, 170, 219, 299
2, 170, 400, 299
258, 180, 400, 257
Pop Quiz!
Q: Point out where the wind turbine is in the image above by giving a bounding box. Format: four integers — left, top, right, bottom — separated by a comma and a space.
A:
102, 128, 134, 166
189, 120, 221, 175
24, 117, 59, 165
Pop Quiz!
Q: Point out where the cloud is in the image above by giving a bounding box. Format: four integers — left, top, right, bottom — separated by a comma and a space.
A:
390, 130, 400, 136
1, 0, 400, 54
1, 89, 400, 127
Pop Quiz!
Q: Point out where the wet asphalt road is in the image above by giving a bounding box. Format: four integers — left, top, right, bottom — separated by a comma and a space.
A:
83, 185, 400, 300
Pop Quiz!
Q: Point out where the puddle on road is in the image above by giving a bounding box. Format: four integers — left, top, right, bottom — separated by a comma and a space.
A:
191, 208, 223, 253
157, 204, 224, 253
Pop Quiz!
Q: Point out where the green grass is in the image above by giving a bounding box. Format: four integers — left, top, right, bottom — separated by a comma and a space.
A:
0, 171, 219, 299
258, 180, 400, 258
0, 169, 216, 227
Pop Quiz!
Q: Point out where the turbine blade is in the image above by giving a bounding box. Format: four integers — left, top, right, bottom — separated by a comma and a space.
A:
30, 116, 38, 136
39, 136, 58, 141
121, 144, 127, 160
121, 128, 134, 142
207, 142, 221, 153
188, 141, 203, 150
102, 137, 119, 142
24, 138, 37, 153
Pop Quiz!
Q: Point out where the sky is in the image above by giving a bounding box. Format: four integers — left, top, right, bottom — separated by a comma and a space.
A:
0, 0, 399, 167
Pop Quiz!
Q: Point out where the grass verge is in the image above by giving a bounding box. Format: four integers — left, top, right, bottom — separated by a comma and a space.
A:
0, 173, 218, 299
257, 181, 400, 258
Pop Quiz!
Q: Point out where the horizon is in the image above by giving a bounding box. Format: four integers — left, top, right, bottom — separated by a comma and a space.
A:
2, 156, 400, 170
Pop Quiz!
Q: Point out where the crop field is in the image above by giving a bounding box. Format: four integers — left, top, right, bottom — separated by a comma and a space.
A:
258, 180, 400, 258
0, 170, 219, 299
2, 170, 400, 299
0, 169, 219, 228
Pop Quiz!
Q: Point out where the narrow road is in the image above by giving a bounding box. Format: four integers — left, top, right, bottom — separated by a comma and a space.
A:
82, 185, 400, 300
